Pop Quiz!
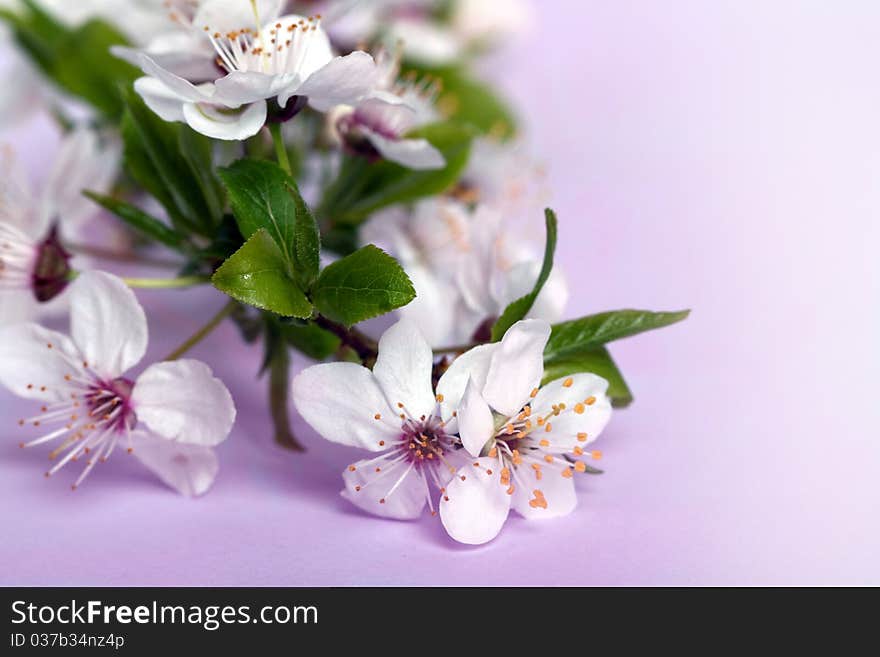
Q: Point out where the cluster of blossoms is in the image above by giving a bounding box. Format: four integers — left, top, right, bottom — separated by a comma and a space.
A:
0, 0, 685, 543
293, 318, 610, 543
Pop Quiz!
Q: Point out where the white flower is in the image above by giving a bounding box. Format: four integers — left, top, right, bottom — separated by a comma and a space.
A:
0, 130, 120, 324
361, 199, 569, 346
328, 48, 444, 169
131, 5, 377, 140
292, 320, 470, 520
0, 271, 236, 495
436, 319, 612, 544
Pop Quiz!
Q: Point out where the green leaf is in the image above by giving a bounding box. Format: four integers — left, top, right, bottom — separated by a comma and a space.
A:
281, 322, 341, 361
51, 20, 139, 118
542, 346, 634, 408
0, 1, 66, 74
83, 191, 183, 249
212, 229, 312, 318
491, 208, 558, 341
545, 309, 691, 361
121, 89, 219, 235
178, 127, 225, 225
319, 122, 474, 225
218, 159, 320, 291
311, 245, 416, 326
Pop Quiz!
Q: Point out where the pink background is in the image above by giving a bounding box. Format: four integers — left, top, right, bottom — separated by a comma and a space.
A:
1, 1, 878, 585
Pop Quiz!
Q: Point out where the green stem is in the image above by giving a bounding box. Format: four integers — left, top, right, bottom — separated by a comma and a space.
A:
65, 242, 181, 269
165, 300, 237, 361
269, 123, 292, 175
269, 347, 305, 452
123, 275, 209, 289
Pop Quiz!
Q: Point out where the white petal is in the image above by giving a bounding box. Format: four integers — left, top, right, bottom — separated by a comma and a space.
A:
294, 51, 377, 111
366, 132, 446, 170
530, 266, 569, 323
194, 0, 282, 33
132, 359, 236, 447
138, 53, 212, 103
113, 36, 218, 81
511, 464, 577, 520
396, 264, 459, 348
213, 71, 292, 107
457, 378, 494, 457
134, 76, 186, 122
69, 271, 147, 379
291, 362, 400, 450
131, 432, 219, 497
182, 100, 267, 141
482, 319, 550, 416
436, 343, 497, 422
501, 260, 569, 323
0, 144, 36, 233
372, 319, 436, 421
529, 374, 612, 450
0, 323, 81, 401
341, 452, 426, 520
0, 291, 39, 326
41, 127, 120, 227
440, 457, 511, 544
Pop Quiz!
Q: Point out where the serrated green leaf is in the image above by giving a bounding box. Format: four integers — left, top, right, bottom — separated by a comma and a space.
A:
542, 347, 634, 408
212, 229, 312, 318
218, 159, 320, 291
545, 309, 691, 361
83, 191, 183, 249
491, 208, 558, 341
312, 245, 415, 326
319, 121, 474, 225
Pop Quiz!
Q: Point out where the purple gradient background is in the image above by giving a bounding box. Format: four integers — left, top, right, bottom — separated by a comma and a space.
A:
2, 1, 879, 586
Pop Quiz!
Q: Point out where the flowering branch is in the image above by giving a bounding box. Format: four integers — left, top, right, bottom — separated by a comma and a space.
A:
0, 0, 690, 543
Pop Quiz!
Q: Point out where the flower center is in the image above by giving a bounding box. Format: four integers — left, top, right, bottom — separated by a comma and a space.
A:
400, 414, 450, 465
17, 354, 139, 489
203, 14, 324, 77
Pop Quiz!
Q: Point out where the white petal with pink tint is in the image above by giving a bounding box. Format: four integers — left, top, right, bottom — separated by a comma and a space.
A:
440, 457, 511, 545
69, 271, 147, 379
132, 359, 235, 447
293, 51, 377, 111
0, 323, 80, 402
457, 377, 494, 457
182, 100, 268, 141
482, 319, 550, 416
131, 432, 219, 497
372, 319, 436, 422
341, 451, 427, 520
366, 132, 445, 170
511, 467, 577, 520
291, 362, 400, 450
436, 343, 497, 422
